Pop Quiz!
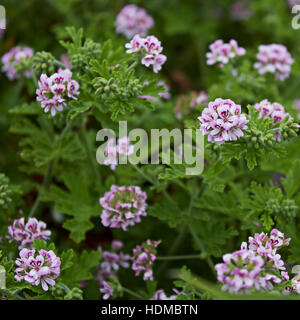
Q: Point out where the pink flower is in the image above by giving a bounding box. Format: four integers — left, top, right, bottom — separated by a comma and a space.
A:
1, 46, 34, 80
7, 218, 51, 250
125, 34, 144, 53
254, 44, 294, 80
125, 35, 166, 73
131, 240, 160, 281
254, 99, 291, 141
117, 137, 134, 155
95, 241, 130, 286
116, 4, 154, 39
36, 68, 79, 116
103, 137, 134, 171
198, 98, 249, 144
100, 281, 113, 300
99, 185, 147, 230
15, 248, 61, 291
215, 229, 291, 294
206, 39, 245, 67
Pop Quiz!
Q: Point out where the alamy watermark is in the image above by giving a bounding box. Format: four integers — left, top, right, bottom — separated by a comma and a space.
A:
291, 5, 300, 29
0, 5, 6, 29
0, 265, 5, 290
96, 121, 204, 175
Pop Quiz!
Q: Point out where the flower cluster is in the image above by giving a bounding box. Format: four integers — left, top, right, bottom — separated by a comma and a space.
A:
254, 99, 290, 142
125, 35, 167, 73
7, 218, 51, 249
215, 229, 290, 294
254, 44, 294, 80
131, 240, 160, 281
1, 46, 33, 80
95, 240, 130, 286
116, 4, 154, 39
100, 281, 113, 300
104, 136, 134, 170
150, 289, 177, 300
206, 39, 246, 67
15, 248, 61, 291
198, 98, 249, 144
99, 185, 147, 230
0, 173, 13, 209
36, 68, 80, 116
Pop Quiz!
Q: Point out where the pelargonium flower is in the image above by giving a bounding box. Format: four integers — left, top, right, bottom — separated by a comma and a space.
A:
215, 229, 291, 294
103, 137, 134, 171
206, 39, 245, 67
198, 98, 249, 144
100, 281, 113, 300
150, 289, 177, 300
254, 99, 291, 141
15, 248, 61, 291
36, 68, 80, 116
125, 34, 167, 73
1, 46, 34, 80
7, 218, 51, 249
95, 241, 130, 286
254, 44, 294, 80
116, 4, 154, 39
131, 240, 160, 281
99, 185, 147, 230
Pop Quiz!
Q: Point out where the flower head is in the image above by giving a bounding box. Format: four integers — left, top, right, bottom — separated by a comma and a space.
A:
131, 240, 160, 281
125, 35, 166, 73
36, 68, 79, 116
95, 240, 130, 286
198, 98, 249, 144
1, 46, 34, 80
7, 218, 51, 249
116, 5, 154, 39
254, 99, 291, 141
99, 185, 147, 230
254, 44, 294, 80
215, 229, 291, 294
15, 248, 61, 291
206, 39, 245, 67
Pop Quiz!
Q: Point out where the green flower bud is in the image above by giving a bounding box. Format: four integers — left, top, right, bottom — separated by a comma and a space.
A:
0, 173, 13, 209
32, 51, 55, 75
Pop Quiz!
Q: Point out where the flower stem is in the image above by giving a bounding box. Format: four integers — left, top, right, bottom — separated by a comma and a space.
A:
156, 254, 202, 261
122, 287, 146, 300
29, 121, 73, 217
80, 123, 102, 188
188, 225, 215, 274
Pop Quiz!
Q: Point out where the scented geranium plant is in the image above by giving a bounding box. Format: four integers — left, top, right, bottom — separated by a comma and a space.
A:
1, 0, 300, 301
